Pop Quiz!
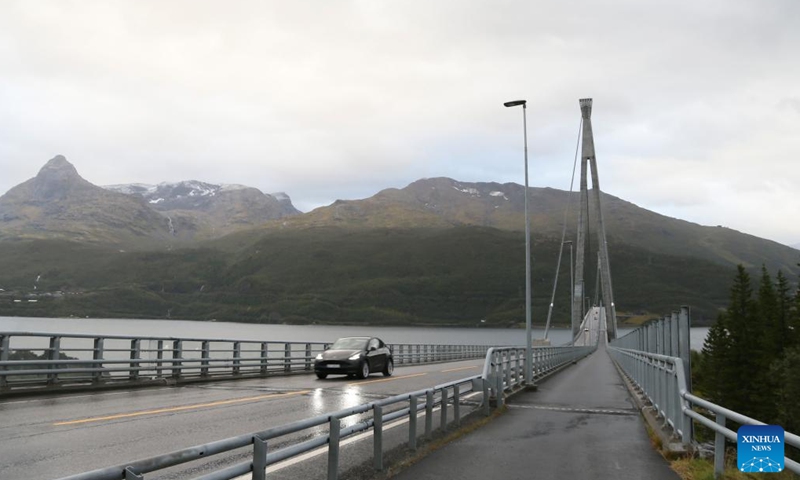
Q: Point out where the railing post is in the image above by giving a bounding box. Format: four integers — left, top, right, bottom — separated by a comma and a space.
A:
415, 344, 420, 364
496, 369, 504, 407
454, 385, 461, 426
409, 395, 418, 451
374, 404, 383, 471
440, 387, 448, 430
714, 413, 726, 478
129, 339, 141, 381
172, 340, 182, 379
425, 390, 434, 438
305, 343, 312, 371
47, 336, 61, 384
233, 342, 241, 375
253, 435, 268, 480
155, 340, 164, 378
482, 378, 491, 416
261, 342, 269, 374
124, 467, 143, 480
92, 337, 104, 384
679, 306, 692, 394
399, 345, 404, 365
0, 334, 8, 389
328, 417, 340, 480
200, 341, 210, 377
284, 344, 291, 373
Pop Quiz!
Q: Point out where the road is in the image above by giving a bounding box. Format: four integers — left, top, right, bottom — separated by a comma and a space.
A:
0, 359, 484, 479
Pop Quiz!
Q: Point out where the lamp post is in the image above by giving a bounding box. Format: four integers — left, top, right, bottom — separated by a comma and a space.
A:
504, 99, 532, 385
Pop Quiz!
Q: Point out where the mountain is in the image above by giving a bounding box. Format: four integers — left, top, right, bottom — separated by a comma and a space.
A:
0, 156, 174, 245
0, 156, 302, 246
104, 181, 300, 238
280, 177, 800, 276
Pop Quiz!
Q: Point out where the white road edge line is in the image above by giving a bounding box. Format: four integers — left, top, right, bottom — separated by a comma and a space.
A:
233, 391, 482, 480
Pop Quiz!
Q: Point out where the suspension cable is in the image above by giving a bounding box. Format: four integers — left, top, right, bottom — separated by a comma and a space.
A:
543, 117, 582, 340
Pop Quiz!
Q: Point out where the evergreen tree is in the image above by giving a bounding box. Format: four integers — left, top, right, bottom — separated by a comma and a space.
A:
771, 346, 800, 434
722, 266, 766, 417
699, 315, 731, 404
775, 270, 793, 352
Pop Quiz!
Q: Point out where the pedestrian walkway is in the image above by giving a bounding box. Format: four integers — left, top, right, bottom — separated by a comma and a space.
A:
391, 345, 679, 480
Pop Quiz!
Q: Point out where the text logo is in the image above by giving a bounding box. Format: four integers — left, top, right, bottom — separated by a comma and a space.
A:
738, 425, 784, 473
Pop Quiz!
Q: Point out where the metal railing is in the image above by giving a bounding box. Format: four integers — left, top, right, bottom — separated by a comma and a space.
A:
609, 346, 800, 476
0, 332, 490, 395
481, 343, 597, 410
59, 374, 484, 480
57, 339, 597, 479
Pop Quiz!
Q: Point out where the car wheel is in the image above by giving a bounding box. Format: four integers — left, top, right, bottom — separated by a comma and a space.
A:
358, 361, 370, 379
316, 372, 328, 379
382, 359, 393, 377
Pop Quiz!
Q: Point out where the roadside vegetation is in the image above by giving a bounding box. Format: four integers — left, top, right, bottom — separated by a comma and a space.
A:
671, 264, 800, 479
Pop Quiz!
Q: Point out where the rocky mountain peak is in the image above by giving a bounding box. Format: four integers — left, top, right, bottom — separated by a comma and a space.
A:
32, 155, 93, 200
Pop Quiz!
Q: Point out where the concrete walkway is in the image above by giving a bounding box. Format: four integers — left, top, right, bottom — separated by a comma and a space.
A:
391, 345, 679, 480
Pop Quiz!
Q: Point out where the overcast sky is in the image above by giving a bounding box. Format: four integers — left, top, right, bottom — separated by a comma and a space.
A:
1, 0, 798, 246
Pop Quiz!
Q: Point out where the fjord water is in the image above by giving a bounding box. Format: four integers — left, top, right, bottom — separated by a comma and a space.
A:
0, 316, 711, 351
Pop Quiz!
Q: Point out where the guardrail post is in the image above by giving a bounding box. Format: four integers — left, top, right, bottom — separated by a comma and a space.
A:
284, 344, 291, 373
91, 338, 104, 383
47, 336, 61, 384
155, 340, 164, 378
415, 345, 420, 364
496, 370, 504, 407
200, 341, 210, 377
714, 413, 726, 478
233, 342, 241, 375
483, 378, 491, 416
454, 385, 461, 426
374, 404, 383, 471
328, 417, 340, 480
409, 395, 418, 451
440, 387, 448, 430
304, 343, 312, 371
0, 334, 8, 389
253, 435, 268, 480
172, 340, 182, 379
130, 339, 141, 381
425, 390, 434, 438
261, 342, 269, 374
679, 306, 692, 394
124, 467, 143, 480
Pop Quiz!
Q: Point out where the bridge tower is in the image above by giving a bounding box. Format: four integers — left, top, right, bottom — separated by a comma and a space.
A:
572, 98, 618, 340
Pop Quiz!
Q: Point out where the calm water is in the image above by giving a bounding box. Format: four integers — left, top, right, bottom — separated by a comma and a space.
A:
0, 316, 710, 350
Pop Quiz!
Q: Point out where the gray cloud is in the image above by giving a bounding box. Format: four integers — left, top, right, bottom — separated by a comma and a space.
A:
1, 0, 798, 245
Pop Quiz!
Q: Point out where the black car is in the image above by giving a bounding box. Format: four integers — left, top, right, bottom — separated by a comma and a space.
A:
314, 336, 393, 379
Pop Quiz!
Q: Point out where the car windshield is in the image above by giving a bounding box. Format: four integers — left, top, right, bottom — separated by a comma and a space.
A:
330, 337, 369, 350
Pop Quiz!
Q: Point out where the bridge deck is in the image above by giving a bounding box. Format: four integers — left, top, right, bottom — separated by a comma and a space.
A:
392, 344, 679, 479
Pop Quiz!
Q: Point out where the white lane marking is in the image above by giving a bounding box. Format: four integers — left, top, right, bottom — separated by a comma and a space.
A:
233, 391, 482, 479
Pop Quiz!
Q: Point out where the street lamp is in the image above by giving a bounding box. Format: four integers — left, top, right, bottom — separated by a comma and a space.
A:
504, 99, 532, 385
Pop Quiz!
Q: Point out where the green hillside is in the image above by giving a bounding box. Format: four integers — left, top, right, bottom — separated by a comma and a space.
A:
0, 227, 737, 326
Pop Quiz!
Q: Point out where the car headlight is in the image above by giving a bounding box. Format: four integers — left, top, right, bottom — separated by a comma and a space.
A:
315, 353, 323, 360
348, 353, 362, 361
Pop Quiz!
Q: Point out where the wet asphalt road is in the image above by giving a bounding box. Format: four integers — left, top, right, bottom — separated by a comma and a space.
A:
0, 359, 484, 479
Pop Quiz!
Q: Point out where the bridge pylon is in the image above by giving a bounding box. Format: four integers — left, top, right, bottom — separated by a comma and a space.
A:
572, 98, 618, 340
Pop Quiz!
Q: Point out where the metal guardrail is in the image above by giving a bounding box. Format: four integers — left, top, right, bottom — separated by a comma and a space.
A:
0, 332, 490, 395
609, 346, 800, 476
481, 343, 597, 411
58, 374, 483, 480
56, 340, 596, 479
